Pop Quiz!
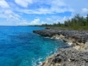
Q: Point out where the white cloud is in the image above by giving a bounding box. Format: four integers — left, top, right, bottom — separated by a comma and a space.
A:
46, 18, 52, 21
16, 8, 52, 14
15, 0, 33, 8
0, 0, 88, 25
18, 18, 46, 25
63, 0, 88, 15
0, 0, 22, 26
18, 20, 29, 25
29, 18, 46, 25
59, 16, 68, 23
29, 18, 40, 25
0, 0, 20, 20
0, 9, 20, 20
82, 8, 88, 13
51, 16, 72, 24
14, 0, 73, 14
53, 0, 65, 5
16, 7, 72, 14
0, 0, 10, 8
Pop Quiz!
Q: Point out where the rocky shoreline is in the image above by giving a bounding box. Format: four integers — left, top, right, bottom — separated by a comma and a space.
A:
33, 28, 88, 66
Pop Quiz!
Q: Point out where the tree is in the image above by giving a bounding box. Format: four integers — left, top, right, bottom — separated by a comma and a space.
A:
58, 22, 61, 26
86, 14, 88, 25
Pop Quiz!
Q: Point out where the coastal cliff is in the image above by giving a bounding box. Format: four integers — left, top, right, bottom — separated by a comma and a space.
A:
33, 28, 88, 66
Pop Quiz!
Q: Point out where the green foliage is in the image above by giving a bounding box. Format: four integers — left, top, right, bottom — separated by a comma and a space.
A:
42, 14, 88, 30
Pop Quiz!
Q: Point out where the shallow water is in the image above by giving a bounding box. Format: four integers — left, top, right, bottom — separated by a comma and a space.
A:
0, 26, 67, 66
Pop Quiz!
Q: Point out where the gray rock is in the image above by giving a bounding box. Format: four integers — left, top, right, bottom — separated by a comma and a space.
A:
42, 48, 88, 66
33, 29, 88, 43
33, 29, 88, 66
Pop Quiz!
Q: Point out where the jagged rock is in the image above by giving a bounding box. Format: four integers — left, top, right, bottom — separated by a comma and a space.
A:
42, 48, 88, 66
33, 29, 88, 44
33, 28, 88, 66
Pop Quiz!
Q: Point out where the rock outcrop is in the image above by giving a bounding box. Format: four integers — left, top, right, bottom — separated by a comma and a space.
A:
33, 29, 88, 43
42, 48, 88, 66
33, 28, 88, 66
33, 29, 88, 50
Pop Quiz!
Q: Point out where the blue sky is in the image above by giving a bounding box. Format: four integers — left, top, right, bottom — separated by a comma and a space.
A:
0, 0, 88, 25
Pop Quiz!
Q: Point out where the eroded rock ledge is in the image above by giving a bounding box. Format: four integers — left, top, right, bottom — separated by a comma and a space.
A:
33, 29, 88, 50
33, 29, 88, 43
42, 48, 88, 66
33, 28, 88, 66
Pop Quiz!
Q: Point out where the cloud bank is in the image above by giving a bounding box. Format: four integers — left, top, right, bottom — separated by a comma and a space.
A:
0, 0, 88, 25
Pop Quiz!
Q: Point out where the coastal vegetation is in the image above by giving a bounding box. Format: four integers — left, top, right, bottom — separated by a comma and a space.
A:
33, 14, 88, 66
42, 14, 88, 30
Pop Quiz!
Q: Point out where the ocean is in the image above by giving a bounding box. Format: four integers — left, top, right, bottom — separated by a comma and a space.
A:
0, 26, 67, 66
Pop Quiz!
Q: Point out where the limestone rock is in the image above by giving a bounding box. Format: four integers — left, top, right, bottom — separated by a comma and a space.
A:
42, 48, 88, 66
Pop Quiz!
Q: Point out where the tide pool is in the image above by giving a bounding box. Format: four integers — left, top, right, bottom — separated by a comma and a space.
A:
0, 26, 67, 66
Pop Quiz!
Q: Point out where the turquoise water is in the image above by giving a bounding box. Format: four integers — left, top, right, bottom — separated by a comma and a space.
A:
0, 26, 67, 66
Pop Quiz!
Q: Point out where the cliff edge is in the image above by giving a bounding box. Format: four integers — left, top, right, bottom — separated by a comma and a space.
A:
33, 28, 88, 66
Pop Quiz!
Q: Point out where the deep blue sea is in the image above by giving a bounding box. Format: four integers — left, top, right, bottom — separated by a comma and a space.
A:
0, 26, 67, 66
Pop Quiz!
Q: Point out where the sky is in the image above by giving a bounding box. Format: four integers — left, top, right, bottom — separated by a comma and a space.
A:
0, 0, 88, 26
